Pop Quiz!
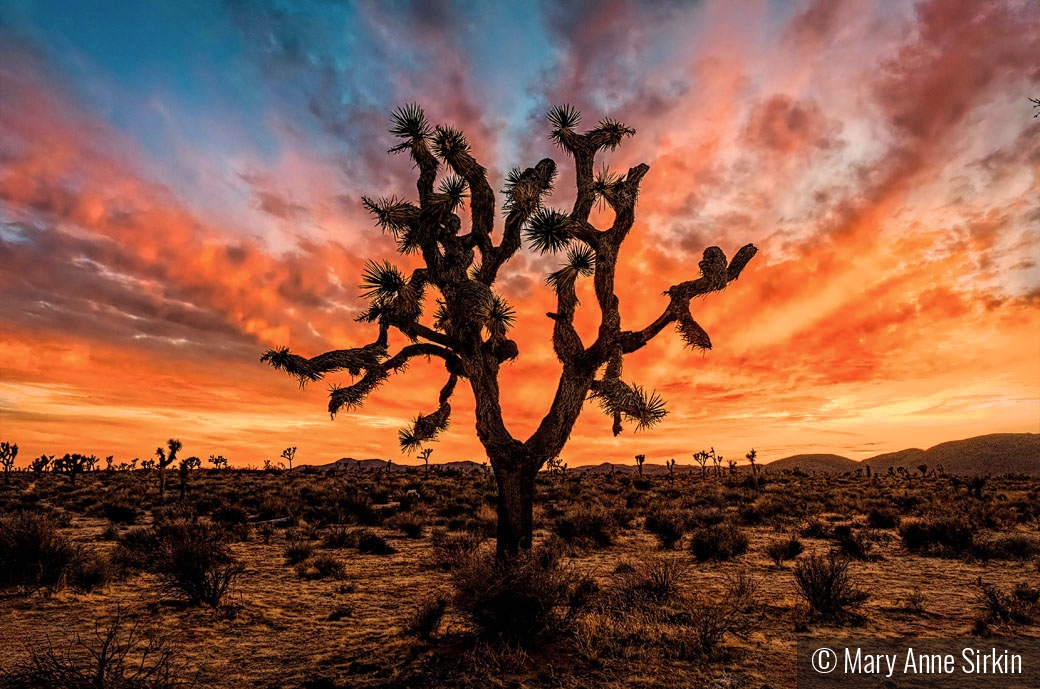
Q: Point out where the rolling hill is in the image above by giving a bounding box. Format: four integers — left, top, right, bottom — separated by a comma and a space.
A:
762, 454, 861, 474
863, 433, 1039, 475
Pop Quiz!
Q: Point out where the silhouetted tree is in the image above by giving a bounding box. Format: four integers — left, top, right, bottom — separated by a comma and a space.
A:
208, 454, 229, 470
746, 448, 758, 476
0, 442, 17, 484
419, 447, 434, 477
155, 439, 181, 500
30, 454, 52, 473
693, 449, 709, 479
55, 453, 95, 485
634, 453, 646, 477
281, 446, 297, 470
262, 104, 757, 556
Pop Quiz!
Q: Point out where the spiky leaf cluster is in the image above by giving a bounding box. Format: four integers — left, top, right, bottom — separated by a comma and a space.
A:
547, 245, 596, 290
548, 104, 582, 146
432, 125, 469, 160
436, 175, 469, 211
358, 261, 426, 326
399, 403, 451, 452
479, 293, 516, 338
503, 159, 557, 215
329, 368, 388, 417
592, 166, 624, 209
589, 378, 668, 434
524, 208, 573, 254
677, 310, 712, 350
591, 117, 636, 151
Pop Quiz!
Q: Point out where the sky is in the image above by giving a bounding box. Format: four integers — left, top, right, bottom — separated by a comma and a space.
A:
0, 0, 1038, 468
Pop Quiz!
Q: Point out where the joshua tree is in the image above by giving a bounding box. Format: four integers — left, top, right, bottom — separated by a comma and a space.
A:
693, 450, 709, 479
262, 104, 757, 555
55, 453, 95, 485
0, 442, 17, 484
30, 454, 52, 473
666, 458, 676, 482
179, 456, 201, 499
281, 446, 297, 470
728, 459, 737, 475
418, 447, 434, 477
917, 463, 928, 478
208, 454, 229, 470
155, 439, 181, 499
746, 448, 758, 476
634, 454, 646, 477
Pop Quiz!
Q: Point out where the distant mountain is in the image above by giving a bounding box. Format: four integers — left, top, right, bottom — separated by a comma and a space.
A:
763, 454, 860, 474
863, 433, 1039, 475
299, 457, 486, 473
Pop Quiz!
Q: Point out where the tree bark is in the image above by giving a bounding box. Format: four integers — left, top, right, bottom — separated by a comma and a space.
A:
493, 461, 536, 557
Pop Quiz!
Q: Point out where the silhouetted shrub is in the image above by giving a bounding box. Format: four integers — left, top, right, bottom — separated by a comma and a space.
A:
612, 556, 686, 603
153, 519, 243, 606
973, 579, 1039, 633
690, 523, 749, 562
299, 553, 346, 580
453, 546, 587, 646
211, 505, 248, 525
866, 507, 898, 529
101, 500, 141, 525
0, 512, 82, 593
387, 512, 426, 539
832, 525, 882, 560
552, 504, 613, 548
765, 534, 804, 567
350, 529, 396, 555
405, 595, 447, 641
429, 529, 482, 570
793, 552, 868, 622
283, 535, 314, 564
0, 607, 190, 688
644, 510, 686, 549
899, 516, 974, 558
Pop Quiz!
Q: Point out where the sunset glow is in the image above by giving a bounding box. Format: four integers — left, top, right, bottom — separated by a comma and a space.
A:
1, 0, 1038, 467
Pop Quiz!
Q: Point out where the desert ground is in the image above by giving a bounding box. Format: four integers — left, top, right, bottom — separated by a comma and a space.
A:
1, 463, 1038, 689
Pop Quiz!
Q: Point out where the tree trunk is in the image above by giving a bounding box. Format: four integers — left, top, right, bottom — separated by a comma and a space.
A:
158, 468, 165, 499
493, 464, 535, 557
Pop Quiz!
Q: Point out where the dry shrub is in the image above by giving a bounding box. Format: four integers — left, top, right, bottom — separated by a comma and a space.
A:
551, 503, 614, 549
0, 607, 194, 688
451, 546, 587, 646
386, 512, 426, 539
690, 522, 749, 562
0, 511, 92, 594
765, 534, 804, 567
898, 515, 975, 558
644, 510, 686, 549
973, 578, 1039, 634
793, 552, 869, 622
405, 595, 448, 641
429, 529, 482, 570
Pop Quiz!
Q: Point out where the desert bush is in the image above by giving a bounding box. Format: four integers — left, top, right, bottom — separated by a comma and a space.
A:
387, 512, 426, 539
343, 528, 396, 555
153, 520, 243, 607
452, 546, 587, 646
0, 511, 83, 593
690, 522, 749, 562
644, 510, 686, 549
68, 548, 113, 593
283, 535, 314, 564
765, 534, 804, 567
900, 586, 926, 614
832, 525, 882, 560
800, 517, 832, 539
299, 553, 346, 580
973, 579, 1039, 633
866, 507, 898, 529
210, 505, 248, 525
793, 552, 869, 622
405, 595, 448, 641
429, 529, 482, 570
0, 607, 192, 688
898, 515, 974, 558
100, 500, 141, 525
612, 556, 687, 603
552, 504, 613, 548
976, 533, 1040, 561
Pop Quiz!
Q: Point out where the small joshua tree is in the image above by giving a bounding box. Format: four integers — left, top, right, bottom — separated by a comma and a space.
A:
712, 451, 722, 478
155, 439, 181, 500
728, 459, 737, 476
262, 104, 757, 555
178, 456, 201, 499
208, 454, 229, 470
281, 446, 297, 470
666, 458, 676, 482
746, 448, 758, 476
917, 463, 928, 478
30, 454, 52, 473
0, 442, 17, 484
635, 453, 646, 477
55, 452, 95, 485
418, 447, 434, 477
693, 450, 709, 479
